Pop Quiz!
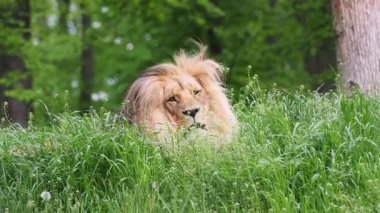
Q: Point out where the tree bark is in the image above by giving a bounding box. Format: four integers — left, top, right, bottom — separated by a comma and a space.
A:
206, 0, 222, 55
79, 5, 94, 112
332, 0, 380, 93
0, 0, 31, 127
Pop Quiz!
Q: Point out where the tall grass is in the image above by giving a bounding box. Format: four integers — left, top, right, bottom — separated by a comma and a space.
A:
1, 83, 380, 212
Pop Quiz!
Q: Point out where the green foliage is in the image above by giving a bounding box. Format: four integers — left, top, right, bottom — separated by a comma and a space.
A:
1, 87, 380, 212
0, 1, 335, 118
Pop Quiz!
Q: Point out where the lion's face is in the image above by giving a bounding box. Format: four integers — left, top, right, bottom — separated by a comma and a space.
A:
121, 44, 238, 142
162, 75, 209, 129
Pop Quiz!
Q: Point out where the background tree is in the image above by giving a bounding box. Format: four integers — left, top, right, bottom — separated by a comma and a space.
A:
79, 2, 94, 112
332, 0, 380, 93
58, 0, 70, 32
0, 0, 336, 124
0, 0, 31, 127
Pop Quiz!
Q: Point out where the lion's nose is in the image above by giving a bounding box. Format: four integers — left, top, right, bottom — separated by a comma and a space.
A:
182, 107, 200, 118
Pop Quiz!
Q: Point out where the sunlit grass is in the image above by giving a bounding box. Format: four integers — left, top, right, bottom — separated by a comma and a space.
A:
1, 84, 380, 212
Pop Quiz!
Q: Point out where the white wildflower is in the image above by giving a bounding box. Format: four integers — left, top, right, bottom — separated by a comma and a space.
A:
126, 42, 134, 51
152, 182, 159, 192
27, 200, 35, 208
144, 33, 152, 41
92, 21, 102, 29
40, 191, 51, 202
91, 91, 109, 101
114, 37, 122, 45
101, 6, 109, 13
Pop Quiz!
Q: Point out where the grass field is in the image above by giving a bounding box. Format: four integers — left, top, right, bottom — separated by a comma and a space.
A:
1, 82, 380, 212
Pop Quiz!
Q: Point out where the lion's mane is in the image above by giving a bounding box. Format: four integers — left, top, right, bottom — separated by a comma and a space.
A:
120, 45, 237, 142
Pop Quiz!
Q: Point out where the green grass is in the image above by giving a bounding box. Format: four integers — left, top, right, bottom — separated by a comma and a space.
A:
1, 84, 380, 212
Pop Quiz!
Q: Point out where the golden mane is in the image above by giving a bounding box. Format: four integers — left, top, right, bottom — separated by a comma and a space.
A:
120, 45, 237, 143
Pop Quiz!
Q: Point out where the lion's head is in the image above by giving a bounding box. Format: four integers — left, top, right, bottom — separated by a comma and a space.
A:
120, 45, 237, 142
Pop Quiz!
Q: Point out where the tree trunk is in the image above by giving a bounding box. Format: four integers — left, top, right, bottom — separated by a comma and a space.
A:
206, 0, 222, 55
269, 0, 277, 8
332, 0, 380, 93
79, 4, 94, 112
58, 0, 70, 32
0, 0, 31, 127
0, 55, 32, 127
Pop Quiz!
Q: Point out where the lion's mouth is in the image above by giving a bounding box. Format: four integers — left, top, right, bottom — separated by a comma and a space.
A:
189, 122, 206, 130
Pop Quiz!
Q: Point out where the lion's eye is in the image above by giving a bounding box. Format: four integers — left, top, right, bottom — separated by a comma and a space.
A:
193, 90, 201, 95
167, 96, 177, 102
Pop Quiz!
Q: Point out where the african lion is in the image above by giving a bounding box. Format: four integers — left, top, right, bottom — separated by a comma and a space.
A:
120, 45, 237, 143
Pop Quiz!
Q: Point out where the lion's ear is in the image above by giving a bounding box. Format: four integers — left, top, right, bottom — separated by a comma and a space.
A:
194, 44, 225, 84
203, 59, 225, 84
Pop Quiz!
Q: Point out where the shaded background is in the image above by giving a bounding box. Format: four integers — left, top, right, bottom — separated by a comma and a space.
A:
0, 0, 336, 125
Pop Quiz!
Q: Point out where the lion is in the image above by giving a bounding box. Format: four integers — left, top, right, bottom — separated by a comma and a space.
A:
120, 45, 237, 143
